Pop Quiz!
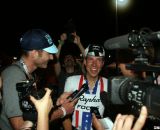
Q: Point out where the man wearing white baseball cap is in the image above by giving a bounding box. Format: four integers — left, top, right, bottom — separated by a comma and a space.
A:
62, 44, 108, 130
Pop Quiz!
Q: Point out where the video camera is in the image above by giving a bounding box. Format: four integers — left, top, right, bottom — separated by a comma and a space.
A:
108, 76, 160, 120
105, 27, 160, 120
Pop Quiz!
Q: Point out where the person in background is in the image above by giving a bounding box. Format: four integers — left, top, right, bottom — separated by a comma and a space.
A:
54, 32, 85, 96
0, 29, 76, 130
106, 49, 136, 78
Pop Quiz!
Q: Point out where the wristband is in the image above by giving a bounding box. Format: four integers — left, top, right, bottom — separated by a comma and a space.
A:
59, 106, 66, 118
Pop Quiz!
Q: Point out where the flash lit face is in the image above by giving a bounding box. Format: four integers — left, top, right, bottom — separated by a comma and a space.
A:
34, 50, 54, 68
84, 56, 104, 78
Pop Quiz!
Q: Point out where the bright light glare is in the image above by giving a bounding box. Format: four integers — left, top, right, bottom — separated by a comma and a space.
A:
112, 0, 131, 11
117, 0, 129, 8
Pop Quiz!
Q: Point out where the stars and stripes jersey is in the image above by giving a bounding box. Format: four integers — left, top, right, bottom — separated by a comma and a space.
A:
64, 75, 108, 130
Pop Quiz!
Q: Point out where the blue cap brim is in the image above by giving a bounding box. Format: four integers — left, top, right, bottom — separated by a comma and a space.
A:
43, 44, 58, 54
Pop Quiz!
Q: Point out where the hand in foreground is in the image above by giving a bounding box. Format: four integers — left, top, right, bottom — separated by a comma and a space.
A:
56, 92, 73, 106
30, 88, 53, 114
30, 88, 53, 130
61, 98, 78, 115
56, 91, 78, 116
92, 113, 105, 130
112, 106, 147, 130
20, 88, 53, 130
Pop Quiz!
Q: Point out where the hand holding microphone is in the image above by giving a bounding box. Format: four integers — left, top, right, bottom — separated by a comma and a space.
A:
55, 83, 88, 117
68, 83, 88, 102
56, 83, 88, 106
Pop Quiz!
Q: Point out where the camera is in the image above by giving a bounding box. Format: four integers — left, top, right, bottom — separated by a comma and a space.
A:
108, 76, 160, 120
106, 27, 160, 121
16, 79, 46, 112
16, 79, 48, 123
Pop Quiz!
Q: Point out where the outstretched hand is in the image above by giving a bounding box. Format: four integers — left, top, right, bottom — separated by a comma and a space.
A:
92, 106, 147, 130
72, 34, 81, 45
56, 92, 73, 106
56, 91, 78, 115
92, 113, 105, 130
30, 88, 53, 114
112, 106, 147, 130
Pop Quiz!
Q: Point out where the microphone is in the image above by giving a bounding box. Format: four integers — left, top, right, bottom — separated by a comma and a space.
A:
70, 83, 89, 101
104, 31, 160, 50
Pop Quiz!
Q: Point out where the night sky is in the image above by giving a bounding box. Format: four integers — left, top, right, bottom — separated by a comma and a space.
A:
1, 0, 160, 57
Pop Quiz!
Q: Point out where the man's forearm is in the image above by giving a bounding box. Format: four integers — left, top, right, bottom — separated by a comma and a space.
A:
10, 116, 26, 130
50, 108, 63, 121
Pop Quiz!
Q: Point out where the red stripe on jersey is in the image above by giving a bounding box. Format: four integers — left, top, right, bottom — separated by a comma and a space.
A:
100, 77, 104, 92
78, 75, 83, 90
75, 110, 79, 128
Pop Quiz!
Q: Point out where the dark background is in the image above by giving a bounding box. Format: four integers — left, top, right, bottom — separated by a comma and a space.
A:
0, 0, 160, 57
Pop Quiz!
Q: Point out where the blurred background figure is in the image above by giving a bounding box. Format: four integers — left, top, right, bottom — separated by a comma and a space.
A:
54, 31, 85, 97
